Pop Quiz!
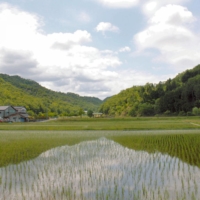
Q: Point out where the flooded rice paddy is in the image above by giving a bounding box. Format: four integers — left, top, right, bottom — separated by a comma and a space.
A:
0, 137, 200, 200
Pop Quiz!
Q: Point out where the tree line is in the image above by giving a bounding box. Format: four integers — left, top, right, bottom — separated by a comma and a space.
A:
99, 64, 200, 117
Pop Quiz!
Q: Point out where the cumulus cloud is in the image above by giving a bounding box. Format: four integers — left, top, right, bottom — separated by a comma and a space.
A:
142, 0, 190, 16
134, 4, 200, 70
2, 2, 197, 99
95, 22, 119, 34
149, 4, 195, 25
50, 30, 92, 50
0, 3, 126, 98
0, 49, 38, 75
119, 46, 131, 52
95, 0, 139, 8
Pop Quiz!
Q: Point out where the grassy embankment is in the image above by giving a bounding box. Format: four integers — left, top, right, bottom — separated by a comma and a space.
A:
0, 117, 200, 168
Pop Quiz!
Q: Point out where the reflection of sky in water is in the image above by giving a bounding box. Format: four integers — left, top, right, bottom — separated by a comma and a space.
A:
0, 138, 200, 200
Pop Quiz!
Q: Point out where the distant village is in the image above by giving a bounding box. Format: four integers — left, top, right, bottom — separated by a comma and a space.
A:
0, 106, 29, 122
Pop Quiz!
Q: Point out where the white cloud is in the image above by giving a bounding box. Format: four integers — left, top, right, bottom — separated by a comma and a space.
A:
78, 11, 91, 23
142, 0, 190, 16
2, 1, 198, 100
95, 22, 119, 34
50, 30, 92, 50
96, 68, 169, 99
149, 4, 195, 25
95, 0, 139, 8
119, 46, 131, 52
134, 4, 200, 70
0, 2, 163, 99
0, 3, 125, 99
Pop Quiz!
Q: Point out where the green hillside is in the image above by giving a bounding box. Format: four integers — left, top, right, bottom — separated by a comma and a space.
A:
0, 74, 102, 118
100, 64, 200, 117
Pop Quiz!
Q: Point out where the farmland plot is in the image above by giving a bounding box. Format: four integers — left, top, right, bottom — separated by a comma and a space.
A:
0, 138, 200, 200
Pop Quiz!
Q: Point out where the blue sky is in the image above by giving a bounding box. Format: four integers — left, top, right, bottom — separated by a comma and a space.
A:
0, 0, 200, 99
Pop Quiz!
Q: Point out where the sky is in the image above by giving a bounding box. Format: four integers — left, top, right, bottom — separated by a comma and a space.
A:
0, 0, 200, 99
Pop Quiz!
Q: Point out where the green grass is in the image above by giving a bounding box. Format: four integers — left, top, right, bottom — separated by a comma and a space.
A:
0, 116, 200, 168
0, 130, 200, 168
0, 116, 200, 130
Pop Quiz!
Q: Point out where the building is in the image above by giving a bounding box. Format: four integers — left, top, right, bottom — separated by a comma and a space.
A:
93, 112, 103, 118
0, 106, 29, 122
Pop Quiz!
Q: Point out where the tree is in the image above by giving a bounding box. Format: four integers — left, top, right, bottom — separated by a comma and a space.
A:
87, 110, 93, 117
138, 103, 155, 116
129, 107, 136, 117
79, 108, 84, 118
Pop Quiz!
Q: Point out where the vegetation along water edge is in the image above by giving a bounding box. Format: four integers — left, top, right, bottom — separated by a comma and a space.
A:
0, 129, 200, 168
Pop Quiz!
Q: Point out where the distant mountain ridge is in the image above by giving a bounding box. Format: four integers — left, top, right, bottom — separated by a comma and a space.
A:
0, 74, 102, 117
100, 64, 200, 116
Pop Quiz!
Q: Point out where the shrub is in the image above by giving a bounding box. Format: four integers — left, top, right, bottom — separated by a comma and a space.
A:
164, 110, 171, 116
192, 107, 200, 116
187, 111, 194, 116
178, 111, 186, 116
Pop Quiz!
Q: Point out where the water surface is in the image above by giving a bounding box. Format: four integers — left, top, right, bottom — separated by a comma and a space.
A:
0, 138, 200, 200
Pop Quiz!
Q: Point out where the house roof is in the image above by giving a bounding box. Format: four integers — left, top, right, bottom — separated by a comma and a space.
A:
14, 106, 25, 110
14, 106, 27, 113
0, 106, 18, 111
5, 112, 29, 118
0, 106, 9, 111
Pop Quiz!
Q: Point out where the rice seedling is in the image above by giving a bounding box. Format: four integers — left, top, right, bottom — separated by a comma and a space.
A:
0, 138, 200, 200
0, 129, 200, 199
0, 116, 199, 131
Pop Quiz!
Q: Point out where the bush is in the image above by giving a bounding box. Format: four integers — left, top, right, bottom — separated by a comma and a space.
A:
187, 111, 194, 116
192, 107, 200, 116
178, 111, 186, 116
164, 110, 171, 116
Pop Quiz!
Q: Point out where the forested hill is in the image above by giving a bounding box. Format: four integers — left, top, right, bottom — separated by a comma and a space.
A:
100, 64, 200, 117
0, 74, 102, 117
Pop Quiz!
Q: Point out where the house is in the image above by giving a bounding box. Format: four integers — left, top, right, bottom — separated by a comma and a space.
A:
0, 106, 16, 118
0, 106, 29, 122
93, 112, 103, 118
